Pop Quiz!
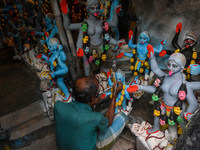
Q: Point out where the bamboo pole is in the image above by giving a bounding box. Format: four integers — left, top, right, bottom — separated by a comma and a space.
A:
66, 30, 82, 75
50, 0, 78, 81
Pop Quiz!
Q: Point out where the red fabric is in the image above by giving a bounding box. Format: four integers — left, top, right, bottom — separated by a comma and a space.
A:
107, 71, 111, 78
37, 54, 43, 58
9, 10, 13, 16
101, 94, 106, 99
127, 85, 138, 93
159, 50, 166, 57
60, 0, 68, 14
147, 44, 154, 58
129, 30, 133, 40
45, 32, 49, 38
76, 48, 84, 57
30, 31, 36, 35
116, 6, 122, 13
116, 52, 124, 58
176, 22, 182, 33
73, 0, 79, 4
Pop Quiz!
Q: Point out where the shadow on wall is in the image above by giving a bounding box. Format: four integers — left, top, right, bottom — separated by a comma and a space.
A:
130, 0, 200, 51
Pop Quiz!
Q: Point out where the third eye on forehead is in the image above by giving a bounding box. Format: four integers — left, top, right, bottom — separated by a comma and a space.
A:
90, 4, 100, 10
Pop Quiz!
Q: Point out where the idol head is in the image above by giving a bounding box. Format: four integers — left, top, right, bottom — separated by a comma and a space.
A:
24, 0, 36, 16
139, 31, 150, 45
159, 114, 168, 126
101, 54, 107, 61
153, 109, 161, 116
86, 0, 100, 17
115, 69, 125, 83
95, 59, 100, 66
82, 36, 89, 44
103, 22, 109, 31
168, 111, 177, 126
104, 33, 110, 42
104, 44, 109, 51
185, 32, 197, 48
167, 53, 186, 76
81, 22, 88, 33
168, 119, 176, 126
178, 83, 187, 101
174, 106, 182, 115
44, 13, 53, 26
174, 100, 183, 115
48, 38, 60, 52
131, 123, 145, 136
84, 46, 90, 54
178, 91, 186, 101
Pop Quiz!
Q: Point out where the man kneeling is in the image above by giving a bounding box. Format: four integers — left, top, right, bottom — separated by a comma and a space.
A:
54, 76, 128, 150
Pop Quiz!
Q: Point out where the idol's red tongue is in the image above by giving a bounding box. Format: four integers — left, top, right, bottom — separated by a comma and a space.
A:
141, 41, 144, 44
186, 44, 189, 48
94, 13, 98, 16
169, 71, 173, 76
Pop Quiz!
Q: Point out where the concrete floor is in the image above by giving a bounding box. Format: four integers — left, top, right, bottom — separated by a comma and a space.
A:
0, 48, 154, 150
0, 47, 43, 118
0, 59, 42, 117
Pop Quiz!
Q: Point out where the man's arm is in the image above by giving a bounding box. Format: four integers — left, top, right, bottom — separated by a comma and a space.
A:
106, 81, 122, 127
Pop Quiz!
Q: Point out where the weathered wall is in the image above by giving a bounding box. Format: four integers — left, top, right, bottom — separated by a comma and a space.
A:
131, 0, 200, 51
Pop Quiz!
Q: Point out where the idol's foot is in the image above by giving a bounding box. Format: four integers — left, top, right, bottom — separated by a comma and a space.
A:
147, 127, 159, 134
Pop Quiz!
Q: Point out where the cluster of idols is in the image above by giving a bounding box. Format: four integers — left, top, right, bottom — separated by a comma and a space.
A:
2, 0, 200, 149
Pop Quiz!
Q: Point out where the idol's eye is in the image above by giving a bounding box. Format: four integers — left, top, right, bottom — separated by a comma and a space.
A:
139, 36, 142, 39
90, 7, 95, 10
172, 64, 178, 68
167, 62, 171, 66
143, 37, 146, 40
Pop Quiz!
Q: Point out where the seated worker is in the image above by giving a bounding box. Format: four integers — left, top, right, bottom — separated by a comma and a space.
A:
54, 76, 128, 150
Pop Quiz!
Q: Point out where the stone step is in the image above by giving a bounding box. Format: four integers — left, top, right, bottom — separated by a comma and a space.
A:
14, 132, 58, 150
0, 100, 47, 130
9, 114, 52, 140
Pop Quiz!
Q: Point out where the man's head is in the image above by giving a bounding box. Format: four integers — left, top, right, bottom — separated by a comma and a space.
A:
73, 76, 98, 104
